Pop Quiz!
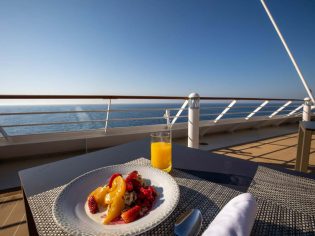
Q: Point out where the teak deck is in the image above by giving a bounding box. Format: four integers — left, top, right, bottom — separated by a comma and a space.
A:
213, 133, 315, 173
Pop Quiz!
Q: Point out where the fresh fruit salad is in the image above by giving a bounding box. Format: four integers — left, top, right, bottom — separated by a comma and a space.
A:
87, 171, 157, 224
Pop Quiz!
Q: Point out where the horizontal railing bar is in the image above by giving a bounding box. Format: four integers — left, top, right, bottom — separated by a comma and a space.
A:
170, 115, 188, 119
0, 108, 186, 116
108, 116, 165, 121
202, 112, 249, 116
0, 94, 303, 101
108, 108, 187, 112
1, 120, 106, 128
1, 116, 168, 128
254, 109, 297, 113
233, 105, 301, 108
236, 109, 296, 113
199, 110, 299, 117
201, 105, 301, 110
204, 106, 258, 110
274, 109, 299, 112
0, 110, 107, 116
0, 95, 187, 100
201, 106, 237, 110
109, 108, 187, 112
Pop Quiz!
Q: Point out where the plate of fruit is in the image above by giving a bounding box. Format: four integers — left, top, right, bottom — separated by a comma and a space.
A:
52, 164, 180, 236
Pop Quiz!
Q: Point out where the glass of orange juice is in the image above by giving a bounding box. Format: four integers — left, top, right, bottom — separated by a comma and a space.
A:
151, 131, 172, 173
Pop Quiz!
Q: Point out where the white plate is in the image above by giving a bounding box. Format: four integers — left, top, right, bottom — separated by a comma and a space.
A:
52, 164, 180, 236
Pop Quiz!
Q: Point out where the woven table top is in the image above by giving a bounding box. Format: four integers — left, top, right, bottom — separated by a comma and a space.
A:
27, 158, 315, 235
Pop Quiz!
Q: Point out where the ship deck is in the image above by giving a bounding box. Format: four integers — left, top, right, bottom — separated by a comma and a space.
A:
1, 131, 315, 235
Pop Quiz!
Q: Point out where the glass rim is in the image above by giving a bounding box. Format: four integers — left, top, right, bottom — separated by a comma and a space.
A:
150, 131, 171, 138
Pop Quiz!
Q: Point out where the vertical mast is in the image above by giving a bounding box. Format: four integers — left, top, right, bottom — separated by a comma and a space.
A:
260, 0, 315, 103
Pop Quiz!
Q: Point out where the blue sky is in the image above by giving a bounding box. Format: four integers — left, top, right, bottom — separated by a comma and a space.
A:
0, 0, 314, 99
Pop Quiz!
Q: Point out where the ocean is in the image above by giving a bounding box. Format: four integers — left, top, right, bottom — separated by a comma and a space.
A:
0, 102, 301, 136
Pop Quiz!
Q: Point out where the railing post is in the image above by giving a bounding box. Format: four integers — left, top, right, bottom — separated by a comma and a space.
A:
188, 93, 200, 149
303, 97, 312, 121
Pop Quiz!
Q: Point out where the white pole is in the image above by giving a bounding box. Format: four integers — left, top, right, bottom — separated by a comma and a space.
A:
245, 100, 269, 120
170, 100, 189, 127
269, 101, 292, 118
303, 97, 311, 121
188, 93, 200, 149
104, 99, 111, 133
214, 100, 237, 123
0, 126, 9, 141
164, 109, 171, 128
260, 0, 315, 104
287, 104, 303, 116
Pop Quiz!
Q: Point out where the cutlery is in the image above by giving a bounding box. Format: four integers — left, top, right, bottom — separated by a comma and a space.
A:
174, 209, 202, 236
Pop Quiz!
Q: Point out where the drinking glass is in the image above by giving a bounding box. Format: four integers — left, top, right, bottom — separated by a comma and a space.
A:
151, 131, 172, 173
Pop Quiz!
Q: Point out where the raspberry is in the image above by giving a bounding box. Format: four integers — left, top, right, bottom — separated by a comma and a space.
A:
88, 196, 99, 214
142, 199, 152, 208
126, 181, 133, 192
137, 191, 145, 200
140, 187, 155, 202
126, 171, 138, 182
132, 179, 142, 191
147, 186, 157, 197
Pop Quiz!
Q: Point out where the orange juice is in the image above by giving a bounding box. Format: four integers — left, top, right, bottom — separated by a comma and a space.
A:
151, 142, 172, 172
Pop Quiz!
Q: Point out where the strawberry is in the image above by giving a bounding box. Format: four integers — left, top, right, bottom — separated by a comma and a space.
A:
121, 205, 142, 223
88, 195, 99, 214
108, 173, 122, 188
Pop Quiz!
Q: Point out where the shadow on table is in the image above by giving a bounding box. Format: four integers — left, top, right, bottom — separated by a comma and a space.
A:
251, 220, 315, 236
176, 148, 315, 193
178, 169, 253, 192
260, 163, 315, 180
172, 147, 259, 192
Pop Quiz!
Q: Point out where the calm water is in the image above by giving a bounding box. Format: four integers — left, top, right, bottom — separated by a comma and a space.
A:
0, 102, 301, 136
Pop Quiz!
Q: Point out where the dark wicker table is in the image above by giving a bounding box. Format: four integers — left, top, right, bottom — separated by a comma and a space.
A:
19, 139, 315, 235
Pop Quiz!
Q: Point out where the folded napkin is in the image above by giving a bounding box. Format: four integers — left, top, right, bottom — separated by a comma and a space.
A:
202, 193, 257, 236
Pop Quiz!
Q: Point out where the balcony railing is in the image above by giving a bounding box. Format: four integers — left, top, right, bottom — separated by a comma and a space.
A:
0, 94, 309, 147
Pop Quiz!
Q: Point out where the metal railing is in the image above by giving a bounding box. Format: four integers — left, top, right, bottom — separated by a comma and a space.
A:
0, 94, 309, 147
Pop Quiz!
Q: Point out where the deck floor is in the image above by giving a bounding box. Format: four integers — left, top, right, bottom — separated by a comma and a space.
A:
1, 132, 315, 235
213, 132, 315, 173
0, 191, 27, 236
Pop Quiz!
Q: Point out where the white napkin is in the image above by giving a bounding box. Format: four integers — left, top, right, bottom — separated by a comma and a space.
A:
202, 193, 257, 236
